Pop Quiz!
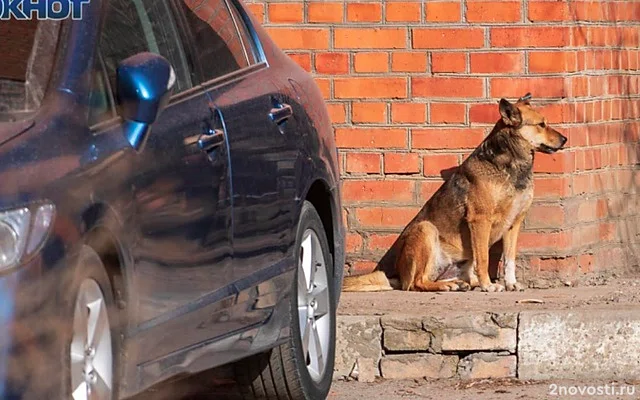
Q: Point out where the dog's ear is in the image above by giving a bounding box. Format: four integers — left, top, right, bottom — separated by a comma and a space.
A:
499, 98, 522, 126
518, 92, 532, 105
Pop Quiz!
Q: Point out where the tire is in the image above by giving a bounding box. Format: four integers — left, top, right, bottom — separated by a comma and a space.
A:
233, 200, 337, 400
53, 245, 121, 400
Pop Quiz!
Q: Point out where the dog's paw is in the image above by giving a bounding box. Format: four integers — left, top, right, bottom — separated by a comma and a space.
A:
505, 282, 525, 292
457, 281, 471, 292
481, 283, 505, 292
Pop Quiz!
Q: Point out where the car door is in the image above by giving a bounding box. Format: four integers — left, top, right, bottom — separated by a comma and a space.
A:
174, 0, 298, 329
88, 0, 235, 364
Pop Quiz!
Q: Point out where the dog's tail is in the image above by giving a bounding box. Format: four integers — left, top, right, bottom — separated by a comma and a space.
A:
342, 270, 400, 292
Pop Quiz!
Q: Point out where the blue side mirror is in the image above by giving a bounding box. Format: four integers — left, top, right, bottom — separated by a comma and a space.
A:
116, 52, 175, 150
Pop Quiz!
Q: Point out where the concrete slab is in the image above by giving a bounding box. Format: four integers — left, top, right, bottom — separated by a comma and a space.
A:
335, 277, 640, 381
518, 310, 640, 380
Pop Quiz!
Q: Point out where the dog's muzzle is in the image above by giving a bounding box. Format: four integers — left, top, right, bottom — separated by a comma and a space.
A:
540, 134, 568, 154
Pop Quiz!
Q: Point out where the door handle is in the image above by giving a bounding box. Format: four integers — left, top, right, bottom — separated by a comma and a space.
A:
269, 103, 293, 124
198, 129, 225, 152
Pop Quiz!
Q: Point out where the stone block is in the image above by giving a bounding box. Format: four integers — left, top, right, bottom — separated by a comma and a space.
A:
423, 312, 517, 353
381, 316, 430, 351
458, 352, 517, 380
380, 354, 458, 380
335, 316, 382, 381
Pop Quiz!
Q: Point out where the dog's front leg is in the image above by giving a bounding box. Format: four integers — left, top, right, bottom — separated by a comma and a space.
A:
470, 219, 504, 292
502, 214, 526, 291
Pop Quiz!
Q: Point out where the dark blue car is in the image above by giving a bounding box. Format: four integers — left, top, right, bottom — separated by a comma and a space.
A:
0, 0, 344, 398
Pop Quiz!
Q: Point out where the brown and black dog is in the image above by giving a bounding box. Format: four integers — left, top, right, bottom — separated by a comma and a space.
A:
343, 94, 567, 293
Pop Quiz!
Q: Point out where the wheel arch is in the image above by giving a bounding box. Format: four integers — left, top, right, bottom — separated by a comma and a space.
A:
80, 203, 129, 309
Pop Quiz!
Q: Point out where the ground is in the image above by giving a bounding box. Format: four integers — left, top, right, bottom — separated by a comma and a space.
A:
338, 275, 640, 315
330, 378, 640, 400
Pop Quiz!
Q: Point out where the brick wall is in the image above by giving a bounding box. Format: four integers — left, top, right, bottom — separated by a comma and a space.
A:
244, 0, 640, 280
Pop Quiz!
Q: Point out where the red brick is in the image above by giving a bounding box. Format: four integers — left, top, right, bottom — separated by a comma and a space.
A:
423, 154, 459, 177
345, 153, 381, 174
347, 2, 382, 22
413, 77, 484, 98
354, 52, 389, 73
335, 28, 407, 49
490, 78, 565, 98
245, 3, 265, 23
469, 103, 499, 124
430, 103, 465, 124
386, 2, 421, 22
314, 77, 330, 99
412, 128, 485, 149
570, 1, 606, 22
517, 231, 571, 251
431, 52, 466, 73
308, 2, 343, 23
343, 180, 414, 203
368, 233, 400, 252
527, 1, 569, 22
570, 76, 589, 98
599, 222, 616, 241
578, 253, 594, 272
491, 27, 569, 48
315, 52, 349, 74
419, 180, 444, 201
335, 77, 407, 99
267, 3, 303, 23
265, 28, 329, 50
533, 176, 571, 199
326, 103, 346, 123
391, 52, 427, 72
425, 2, 460, 22
530, 257, 578, 273
336, 128, 407, 149
533, 151, 575, 174
412, 28, 484, 49
385, 153, 420, 174
525, 204, 565, 229
352, 102, 387, 123
466, 1, 521, 23
391, 103, 426, 124
355, 207, 420, 228
529, 51, 578, 73
287, 53, 311, 72
346, 232, 364, 253
470, 52, 522, 73
350, 260, 378, 275
571, 224, 599, 247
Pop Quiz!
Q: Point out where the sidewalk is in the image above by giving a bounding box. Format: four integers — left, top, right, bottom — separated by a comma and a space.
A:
335, 277, 640, 383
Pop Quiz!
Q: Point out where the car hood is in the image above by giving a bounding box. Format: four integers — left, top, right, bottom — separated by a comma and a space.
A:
0, 119, 35, 147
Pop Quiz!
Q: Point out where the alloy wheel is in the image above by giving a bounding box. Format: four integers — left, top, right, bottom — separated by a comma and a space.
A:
297, 229, 331, 383
70, 279, 113, 400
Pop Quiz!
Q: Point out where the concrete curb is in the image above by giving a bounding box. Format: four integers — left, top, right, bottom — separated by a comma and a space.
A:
334, 309, 640, 382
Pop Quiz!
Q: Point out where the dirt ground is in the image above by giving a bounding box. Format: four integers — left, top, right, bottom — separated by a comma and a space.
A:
329, 378, 640, 400
338, 275, 640, 315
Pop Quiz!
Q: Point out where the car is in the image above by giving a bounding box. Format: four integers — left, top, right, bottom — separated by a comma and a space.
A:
0, 0, 344, 398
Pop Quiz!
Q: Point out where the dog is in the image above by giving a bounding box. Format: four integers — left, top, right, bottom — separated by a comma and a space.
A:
343, 94, 567, 293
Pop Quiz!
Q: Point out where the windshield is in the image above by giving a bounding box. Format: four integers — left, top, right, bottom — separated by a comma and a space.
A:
0, 20, 60, 123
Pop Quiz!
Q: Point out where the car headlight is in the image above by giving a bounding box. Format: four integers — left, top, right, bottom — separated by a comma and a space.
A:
0, 203, 55, 271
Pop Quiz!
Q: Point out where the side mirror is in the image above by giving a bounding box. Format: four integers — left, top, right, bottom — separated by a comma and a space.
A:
116, 52, 175, 150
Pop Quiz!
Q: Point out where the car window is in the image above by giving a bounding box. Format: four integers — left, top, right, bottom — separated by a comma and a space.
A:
88, 0, 193, 126
101, 0, 192, 93
0, 20, 61, 122
177, 0, 257, 84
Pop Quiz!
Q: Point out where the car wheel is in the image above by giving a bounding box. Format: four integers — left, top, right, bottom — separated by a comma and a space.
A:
234, 200, 336, 399
62, 245, 120, 400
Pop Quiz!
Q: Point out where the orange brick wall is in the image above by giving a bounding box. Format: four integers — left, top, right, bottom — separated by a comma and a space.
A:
245, 0, 640, 279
